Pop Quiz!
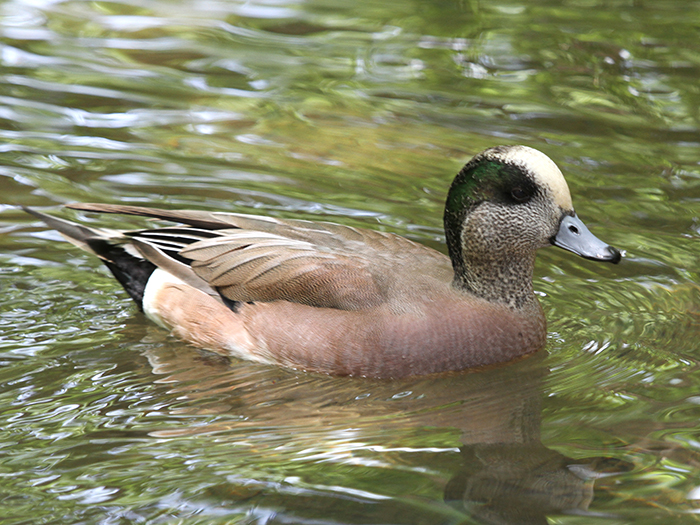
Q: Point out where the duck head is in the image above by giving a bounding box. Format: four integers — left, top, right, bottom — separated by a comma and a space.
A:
444, 145, 620, 308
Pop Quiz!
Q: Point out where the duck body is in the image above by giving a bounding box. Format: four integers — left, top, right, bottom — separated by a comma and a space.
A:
24, 146, 620, 378
144, 266, 546, 378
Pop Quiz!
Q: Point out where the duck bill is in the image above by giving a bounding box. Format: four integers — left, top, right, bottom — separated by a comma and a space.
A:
552, 213, 621, 264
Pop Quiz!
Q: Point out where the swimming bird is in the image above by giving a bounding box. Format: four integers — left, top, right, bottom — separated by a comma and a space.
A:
24, 145, 620, 378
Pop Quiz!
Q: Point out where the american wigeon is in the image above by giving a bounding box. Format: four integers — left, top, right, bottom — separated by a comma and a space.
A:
25, 145, 620, 378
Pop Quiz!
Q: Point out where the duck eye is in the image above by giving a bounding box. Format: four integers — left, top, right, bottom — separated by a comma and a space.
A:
511, 187, 529, 203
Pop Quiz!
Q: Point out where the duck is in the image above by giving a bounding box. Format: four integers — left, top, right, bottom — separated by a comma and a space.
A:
24, 145, 621, 379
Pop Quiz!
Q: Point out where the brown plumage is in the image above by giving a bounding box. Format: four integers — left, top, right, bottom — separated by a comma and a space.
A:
24, 146, 620, 378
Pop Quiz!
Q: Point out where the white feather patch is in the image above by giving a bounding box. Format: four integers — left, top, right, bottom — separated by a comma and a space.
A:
142, 268, 184, 329
485, 145, 574, 210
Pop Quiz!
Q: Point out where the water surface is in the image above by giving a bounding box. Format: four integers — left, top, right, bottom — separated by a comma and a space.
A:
2, 0, 700, 523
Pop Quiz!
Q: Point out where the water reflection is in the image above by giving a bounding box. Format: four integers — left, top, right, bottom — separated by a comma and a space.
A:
2, 0, 700, 521
141, 342, 629, 524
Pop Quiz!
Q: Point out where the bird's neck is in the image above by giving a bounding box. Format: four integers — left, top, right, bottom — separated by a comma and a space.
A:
453, 252, 539, 310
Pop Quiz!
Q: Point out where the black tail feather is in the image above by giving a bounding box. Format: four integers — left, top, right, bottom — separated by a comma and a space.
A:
24, 207, 156, 310
87, 239, 156, 310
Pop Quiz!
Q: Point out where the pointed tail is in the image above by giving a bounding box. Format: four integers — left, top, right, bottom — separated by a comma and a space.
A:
23, 206, 155, 309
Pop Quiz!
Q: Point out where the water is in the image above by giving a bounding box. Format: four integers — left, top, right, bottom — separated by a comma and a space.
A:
1, 0, 700, 523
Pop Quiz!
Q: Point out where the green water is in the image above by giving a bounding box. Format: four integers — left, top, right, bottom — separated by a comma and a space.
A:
2, 0, 700, 523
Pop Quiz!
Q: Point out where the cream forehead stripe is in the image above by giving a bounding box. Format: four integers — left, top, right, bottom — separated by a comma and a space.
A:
484, 146, 574, 210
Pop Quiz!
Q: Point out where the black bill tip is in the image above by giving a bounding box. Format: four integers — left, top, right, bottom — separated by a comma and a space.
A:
552, 214, 621, 264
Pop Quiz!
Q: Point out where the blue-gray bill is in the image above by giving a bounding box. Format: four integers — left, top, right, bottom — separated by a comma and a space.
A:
552, 214, 621, 264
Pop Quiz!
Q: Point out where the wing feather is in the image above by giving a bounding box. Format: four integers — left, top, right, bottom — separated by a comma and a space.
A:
66, 203, 451, 310
181, 233, 382, 309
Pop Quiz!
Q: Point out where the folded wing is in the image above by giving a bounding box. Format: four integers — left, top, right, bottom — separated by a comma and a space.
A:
67, 203, 449, 311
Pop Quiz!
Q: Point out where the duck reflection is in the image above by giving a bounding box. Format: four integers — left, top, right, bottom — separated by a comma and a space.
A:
135, 332, 627, 525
